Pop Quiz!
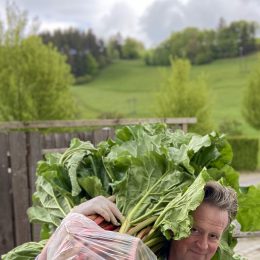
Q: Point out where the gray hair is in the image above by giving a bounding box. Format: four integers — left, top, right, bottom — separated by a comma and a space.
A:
203, 181, 238, 224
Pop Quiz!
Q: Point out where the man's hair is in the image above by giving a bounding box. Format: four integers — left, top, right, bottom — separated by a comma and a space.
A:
203, 181, 238, 224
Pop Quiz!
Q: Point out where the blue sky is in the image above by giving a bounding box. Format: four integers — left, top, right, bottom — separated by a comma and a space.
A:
0, 0, 260, 47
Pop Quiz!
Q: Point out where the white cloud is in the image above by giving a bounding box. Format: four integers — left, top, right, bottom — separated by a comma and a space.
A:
0, 0, 260, 47
39, 21, 78, 32
96, 2, 137, 37
140, 0, 260, 45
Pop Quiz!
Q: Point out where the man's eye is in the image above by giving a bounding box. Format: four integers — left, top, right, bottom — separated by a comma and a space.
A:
191, 227, 199, 235
209, 234, 219, 240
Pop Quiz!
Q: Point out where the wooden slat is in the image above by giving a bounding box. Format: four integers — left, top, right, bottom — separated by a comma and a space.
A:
27, 132, 42, 197
0, 118, 197, 129
81, 131, 93, 142
92, 128, 113, 145
64, 132, 72, 146
0, 133, 14, 255
42, 133, 56, 149
9, 132, 31, 245
27, 132, 42, 241
108, 127, 115, 139
54, 133, 67, 148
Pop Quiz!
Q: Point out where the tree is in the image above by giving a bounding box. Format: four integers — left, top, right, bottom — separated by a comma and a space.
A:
106, 33, 124, 60
157, 59, 213, 133
149, 28, 215, 66
40, 28, 109, 77
86, 52, 98, 75
107, 37, 120, 60
217, 17, 227, 30
230, 20, 257, 54
242, 63, 260, 129
0, 3, 76, 120
122, 37, 145, 59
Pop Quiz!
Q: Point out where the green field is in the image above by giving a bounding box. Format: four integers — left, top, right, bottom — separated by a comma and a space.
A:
72, 53, 260, 137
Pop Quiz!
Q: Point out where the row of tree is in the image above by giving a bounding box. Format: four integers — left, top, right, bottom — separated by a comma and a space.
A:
40, 30, 145, 79
39, 19, 259, 77
145, 19, 258, 66
40, 29, 106, 78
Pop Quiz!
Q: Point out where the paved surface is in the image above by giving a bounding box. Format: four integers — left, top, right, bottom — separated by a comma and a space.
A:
235, 237, 260, 260
233, 172, 260, 260
239, 172, 260, 186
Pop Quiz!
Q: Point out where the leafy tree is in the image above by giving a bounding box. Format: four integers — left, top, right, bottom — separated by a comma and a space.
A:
107, 37, 121, 60
216, 20, 257, 58
232, 20, 257, 54
0, 3, 76, 120
242, 63, 260, 129
216, 26, 238, 58
86, 52, 98, 75
122, 37, 145, 59
144, 50, 154, 65
106, 33, 126, 61
149, 28, 215, 66
157, 59, 213, 133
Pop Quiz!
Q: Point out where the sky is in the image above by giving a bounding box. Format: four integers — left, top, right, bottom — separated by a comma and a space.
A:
0, 0, 260, 47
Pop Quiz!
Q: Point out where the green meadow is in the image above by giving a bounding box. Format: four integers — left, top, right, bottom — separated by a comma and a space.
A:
72, 53, 260, 137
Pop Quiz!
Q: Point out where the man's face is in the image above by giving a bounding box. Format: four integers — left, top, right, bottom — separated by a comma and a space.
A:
168, 202, 229, 260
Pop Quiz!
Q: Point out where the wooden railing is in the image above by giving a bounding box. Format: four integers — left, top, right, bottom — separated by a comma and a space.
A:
0, 117, 197, 131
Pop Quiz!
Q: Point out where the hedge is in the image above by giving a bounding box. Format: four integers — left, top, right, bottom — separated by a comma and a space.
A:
227, 137, 259, 171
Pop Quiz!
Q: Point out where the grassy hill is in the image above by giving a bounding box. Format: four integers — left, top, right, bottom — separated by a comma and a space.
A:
72, 53, 260, 137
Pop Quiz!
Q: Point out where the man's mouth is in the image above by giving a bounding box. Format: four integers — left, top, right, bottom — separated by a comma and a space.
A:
190, 249, 207, 256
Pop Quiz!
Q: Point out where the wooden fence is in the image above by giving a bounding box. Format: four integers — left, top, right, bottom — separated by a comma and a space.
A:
0, 118, 196, 255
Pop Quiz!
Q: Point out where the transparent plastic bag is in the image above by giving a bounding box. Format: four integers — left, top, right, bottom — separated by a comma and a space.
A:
45, 213, 157, 260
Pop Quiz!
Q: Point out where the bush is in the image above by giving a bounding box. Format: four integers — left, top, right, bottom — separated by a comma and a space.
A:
194, 51, 213, 65
75, 74, 93, 85
98, 111, 124, 119
219, 119, 243, 136
228, 137, 259, 171
144, 51, 154, 65
242, 61, 260, 130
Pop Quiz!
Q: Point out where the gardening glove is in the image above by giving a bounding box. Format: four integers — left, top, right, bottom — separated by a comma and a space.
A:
71, 195, 124, 226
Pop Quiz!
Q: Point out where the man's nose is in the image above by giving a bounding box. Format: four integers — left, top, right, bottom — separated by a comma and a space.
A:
196, 235, 208, 250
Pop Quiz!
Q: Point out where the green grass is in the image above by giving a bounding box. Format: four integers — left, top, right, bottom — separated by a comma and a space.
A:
72, 59, 162, 119
72, 53, 260, 135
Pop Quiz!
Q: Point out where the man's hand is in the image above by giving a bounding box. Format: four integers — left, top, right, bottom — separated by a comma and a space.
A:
71, 195, 124, 226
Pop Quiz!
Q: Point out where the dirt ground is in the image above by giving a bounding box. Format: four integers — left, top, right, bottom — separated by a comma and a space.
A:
233, 172, 260, 260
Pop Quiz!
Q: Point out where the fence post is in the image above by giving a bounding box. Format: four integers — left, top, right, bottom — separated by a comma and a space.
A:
0, 133, 14, 255
92, 127, 114, 145
27, 132, 42, 241
9, 132, 31, 245
181, 123, 188, 132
